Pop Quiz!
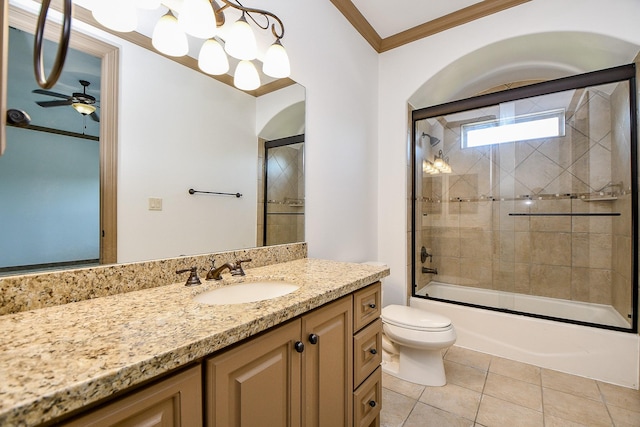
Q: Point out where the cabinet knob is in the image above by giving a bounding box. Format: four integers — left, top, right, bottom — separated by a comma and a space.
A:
308, 334, 319, 345
294, 341, 305, 353
369, 348, 377, 355
368, 303, 376, 309
368, 400, 377, 408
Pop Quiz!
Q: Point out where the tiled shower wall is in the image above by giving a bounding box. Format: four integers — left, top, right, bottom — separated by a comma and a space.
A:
415, 82, 633, 324
258, 143, 305, 246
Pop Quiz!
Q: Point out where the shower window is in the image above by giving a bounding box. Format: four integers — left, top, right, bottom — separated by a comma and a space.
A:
411, 64, 638, 332
461, 107, 565, 148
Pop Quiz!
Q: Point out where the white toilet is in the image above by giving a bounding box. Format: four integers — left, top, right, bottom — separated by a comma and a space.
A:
381, 304, 456, 386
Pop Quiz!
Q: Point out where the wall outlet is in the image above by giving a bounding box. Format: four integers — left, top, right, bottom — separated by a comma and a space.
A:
148, 197, 163, 211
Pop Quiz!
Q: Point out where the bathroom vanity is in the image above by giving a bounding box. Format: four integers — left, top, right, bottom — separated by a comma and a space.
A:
0, 257, 388, 426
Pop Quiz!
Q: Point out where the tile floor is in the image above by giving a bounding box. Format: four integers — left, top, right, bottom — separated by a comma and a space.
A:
381, 346, 640, 427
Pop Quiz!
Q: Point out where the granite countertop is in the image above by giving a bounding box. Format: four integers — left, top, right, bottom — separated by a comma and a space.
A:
0, 258, 389, 426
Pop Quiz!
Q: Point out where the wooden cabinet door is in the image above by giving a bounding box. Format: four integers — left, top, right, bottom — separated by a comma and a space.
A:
206, 319, 302, 427
301, 296, 353, 427
63, 365, 202, 427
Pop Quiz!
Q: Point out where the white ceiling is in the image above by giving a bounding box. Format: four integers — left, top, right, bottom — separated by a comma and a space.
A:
350, 0, 482, 39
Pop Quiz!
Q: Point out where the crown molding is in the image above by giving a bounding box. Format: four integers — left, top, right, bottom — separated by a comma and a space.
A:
331, 0, 531, 53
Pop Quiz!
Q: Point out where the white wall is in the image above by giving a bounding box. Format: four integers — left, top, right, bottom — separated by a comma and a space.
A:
117, 46, 258, 262
270, 0, 380, 263
377, 0, 640, 307
256, 83, 305, 139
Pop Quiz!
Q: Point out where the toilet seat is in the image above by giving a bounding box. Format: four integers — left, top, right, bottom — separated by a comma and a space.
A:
382, 305, 452, 332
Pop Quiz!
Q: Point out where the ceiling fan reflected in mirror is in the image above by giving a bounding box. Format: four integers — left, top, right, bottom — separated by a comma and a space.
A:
33, 79, 100, 122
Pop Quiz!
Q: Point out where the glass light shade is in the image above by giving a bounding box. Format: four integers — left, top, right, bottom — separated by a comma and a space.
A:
225, 15, 257, 60
92, 0, 137, 32
72, 103, 96, 115
136, 0, 161, 9
262, 40, 290, 78
433, 157, 445, 168
422, 160, 436, 174
234, 60, 260, 91
152, 13, 189, 57
178, 0, 217, 39
198, 39, 229, 75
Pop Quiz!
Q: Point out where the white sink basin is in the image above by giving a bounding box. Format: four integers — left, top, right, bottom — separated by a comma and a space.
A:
193, 281, 300, 305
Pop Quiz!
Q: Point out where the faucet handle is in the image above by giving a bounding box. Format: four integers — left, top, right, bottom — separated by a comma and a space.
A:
176, 266, 202, 286
231, 258, 252, 276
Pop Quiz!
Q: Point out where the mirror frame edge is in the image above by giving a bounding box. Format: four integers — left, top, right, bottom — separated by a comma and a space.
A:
0, 0, 7, 156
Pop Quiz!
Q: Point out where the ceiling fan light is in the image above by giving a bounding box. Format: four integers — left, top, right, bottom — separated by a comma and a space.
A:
136, 0, 161, 10
198, 39, 229, 75
72, 103, 96, 116
178, 0, 217, 39
152, 12, 189, 57
224, 14, 257, 60
262, 40, 290, 78
234, 60, 260, 91
92, 0, 137, 32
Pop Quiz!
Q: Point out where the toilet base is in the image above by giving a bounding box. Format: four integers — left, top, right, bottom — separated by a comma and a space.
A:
381, 347, 447, 387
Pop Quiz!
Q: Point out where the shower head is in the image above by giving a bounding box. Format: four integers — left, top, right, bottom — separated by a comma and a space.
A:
422, 133, 440, 147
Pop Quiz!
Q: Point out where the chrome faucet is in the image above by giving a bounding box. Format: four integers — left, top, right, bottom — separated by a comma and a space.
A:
206, 259, 252, 280
422, 266, 438, 275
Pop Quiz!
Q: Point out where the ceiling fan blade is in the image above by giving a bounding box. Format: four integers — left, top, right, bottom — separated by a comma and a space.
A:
36, 100, 73, 107
32, 89, 70, 99
90, 111, 100, 123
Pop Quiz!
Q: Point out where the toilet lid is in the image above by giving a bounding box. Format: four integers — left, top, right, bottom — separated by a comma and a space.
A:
382, 305, 452, 331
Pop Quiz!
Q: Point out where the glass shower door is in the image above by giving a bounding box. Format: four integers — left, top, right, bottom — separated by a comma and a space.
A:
411, 64, 637, 331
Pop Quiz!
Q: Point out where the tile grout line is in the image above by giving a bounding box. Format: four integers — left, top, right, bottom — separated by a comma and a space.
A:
540, 369, 546, 427
472, 355, 492, 424
595, 381, 617, 426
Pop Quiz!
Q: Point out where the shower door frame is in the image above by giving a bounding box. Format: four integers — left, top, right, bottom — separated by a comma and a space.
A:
410, 63, 638, 333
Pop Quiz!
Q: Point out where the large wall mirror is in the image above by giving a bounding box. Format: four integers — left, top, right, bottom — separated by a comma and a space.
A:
0, 0, 305, 275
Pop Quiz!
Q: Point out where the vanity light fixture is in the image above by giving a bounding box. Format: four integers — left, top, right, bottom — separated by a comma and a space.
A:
152, 11, 189, 57
91, 0, 291, 91
423, 150, 452, 175
234, 59, 260, 90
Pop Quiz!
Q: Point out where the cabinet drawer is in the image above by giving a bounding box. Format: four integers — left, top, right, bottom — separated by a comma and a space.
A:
353, 282, 381, 332
353, 319, 382, 388
353, 367, 382, 427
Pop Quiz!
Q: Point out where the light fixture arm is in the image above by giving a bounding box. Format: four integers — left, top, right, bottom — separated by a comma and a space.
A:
217, 0, 285, 40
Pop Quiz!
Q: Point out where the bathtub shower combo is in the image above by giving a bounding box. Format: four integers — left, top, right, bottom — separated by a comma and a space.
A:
410, 65, 639, 387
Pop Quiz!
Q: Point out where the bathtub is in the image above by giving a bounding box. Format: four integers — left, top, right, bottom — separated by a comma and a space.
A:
417, 281, 630, 328
411, 281, 640, 389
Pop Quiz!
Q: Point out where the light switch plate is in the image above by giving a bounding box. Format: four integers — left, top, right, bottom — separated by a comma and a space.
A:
148, 197, 163, 211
